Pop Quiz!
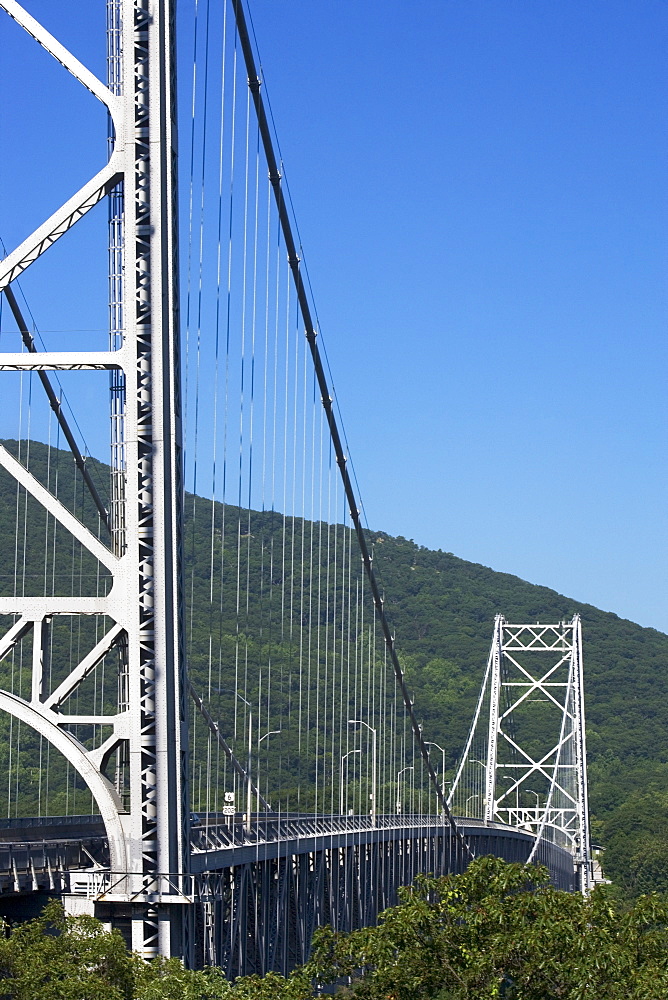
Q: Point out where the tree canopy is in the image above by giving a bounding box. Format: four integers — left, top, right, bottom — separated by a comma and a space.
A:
2, 859, 668, 998
306, 856, 668, 999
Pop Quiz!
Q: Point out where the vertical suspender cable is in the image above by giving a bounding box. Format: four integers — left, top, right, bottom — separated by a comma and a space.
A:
230, 0, 467, 850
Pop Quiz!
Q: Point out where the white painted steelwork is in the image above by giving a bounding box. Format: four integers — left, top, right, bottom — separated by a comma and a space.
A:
449, 616, 591, 893
0, 0, 190, 960
491, 617, 589, 893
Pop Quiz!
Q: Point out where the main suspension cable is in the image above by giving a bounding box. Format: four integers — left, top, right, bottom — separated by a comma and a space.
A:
229, 0, 468, 852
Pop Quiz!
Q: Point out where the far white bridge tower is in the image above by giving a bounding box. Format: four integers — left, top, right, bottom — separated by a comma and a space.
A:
449, 615, 592, 894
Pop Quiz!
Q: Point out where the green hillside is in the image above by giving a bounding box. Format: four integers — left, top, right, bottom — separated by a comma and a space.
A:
0, 440, 666, 894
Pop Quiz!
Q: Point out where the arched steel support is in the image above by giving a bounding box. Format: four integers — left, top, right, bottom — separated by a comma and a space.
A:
0, 691, 128, 873
0, 0, 191, 961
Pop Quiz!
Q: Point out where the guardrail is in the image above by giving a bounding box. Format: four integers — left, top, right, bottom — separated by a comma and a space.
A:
68, 870, 195, 904
0, 814, 574, 896
0, 836, 107, 894
190, 812, 449, 853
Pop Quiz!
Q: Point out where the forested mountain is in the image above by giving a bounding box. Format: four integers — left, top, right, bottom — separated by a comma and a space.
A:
0, 440, 666, 895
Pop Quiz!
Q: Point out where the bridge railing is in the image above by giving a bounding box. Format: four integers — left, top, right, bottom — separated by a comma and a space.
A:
0, 837, 108, 895
67, 871, 195, 903
0, 813, 576, 901
191, 812, 451, 853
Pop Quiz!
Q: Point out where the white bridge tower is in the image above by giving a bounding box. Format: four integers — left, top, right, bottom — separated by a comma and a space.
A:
0, 0, 190, 959
450, 615, 592, 894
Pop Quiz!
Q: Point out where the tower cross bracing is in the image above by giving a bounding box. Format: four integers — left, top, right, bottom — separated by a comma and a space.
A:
449, 614, 592, 894
0, 0, 189, 959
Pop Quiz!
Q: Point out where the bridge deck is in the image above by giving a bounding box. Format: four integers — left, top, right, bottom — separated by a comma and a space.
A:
0, 813, 574, 975
0, 813, 574, 890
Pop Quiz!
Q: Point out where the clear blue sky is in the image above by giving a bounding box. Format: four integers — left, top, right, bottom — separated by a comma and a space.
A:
1, 1, 666, 633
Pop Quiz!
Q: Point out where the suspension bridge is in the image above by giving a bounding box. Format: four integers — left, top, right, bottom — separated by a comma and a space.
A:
0, 0, 590, 975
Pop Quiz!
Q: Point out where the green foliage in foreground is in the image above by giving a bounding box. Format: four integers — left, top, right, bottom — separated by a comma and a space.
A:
0, 899, 309, 1000
306, 856, 668, 999
0, 900, 133, 1000
3, 859, 668, 998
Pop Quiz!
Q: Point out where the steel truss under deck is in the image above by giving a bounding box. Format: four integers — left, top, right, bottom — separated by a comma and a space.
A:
0, 812, 575, 975
191, 821, 573, 976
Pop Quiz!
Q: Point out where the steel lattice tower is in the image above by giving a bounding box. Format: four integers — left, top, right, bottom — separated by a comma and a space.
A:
486, 616, 592, 893
0, 0, 190, 960
448, 614, 592, 894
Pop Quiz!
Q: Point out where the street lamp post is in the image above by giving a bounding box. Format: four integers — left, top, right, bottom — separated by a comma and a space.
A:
425, 742, 446, 780
259, 730, 281, 743
468, 759, 488, 824
525, 788, 540, 826
396, 765, 413, 815
425, 741, 446, 815
340, 749, 362, 815
465, 793, 480, 814
501, 774, 519, 819
245, 701, 253, 832
257, 730, 281, 815
349, 719, 377, 826
212, 688, 254, 832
